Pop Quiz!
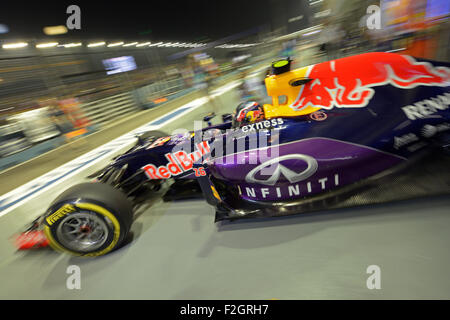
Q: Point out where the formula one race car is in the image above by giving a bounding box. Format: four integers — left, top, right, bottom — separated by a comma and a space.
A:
16, 52, 450, 256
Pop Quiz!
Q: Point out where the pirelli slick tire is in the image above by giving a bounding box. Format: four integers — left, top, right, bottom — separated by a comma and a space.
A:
43, 182, 133, 257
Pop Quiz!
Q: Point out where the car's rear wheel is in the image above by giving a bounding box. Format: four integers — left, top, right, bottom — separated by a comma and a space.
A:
43, 182, 133, 257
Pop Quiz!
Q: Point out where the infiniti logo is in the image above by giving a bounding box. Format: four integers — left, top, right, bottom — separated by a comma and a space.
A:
245, 154, 318, 186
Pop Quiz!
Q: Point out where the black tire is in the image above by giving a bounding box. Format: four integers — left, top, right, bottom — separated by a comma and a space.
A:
43, 182, 133, 257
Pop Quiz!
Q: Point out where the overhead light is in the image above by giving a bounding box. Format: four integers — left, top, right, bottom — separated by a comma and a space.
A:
43, 25, 68, 35
107, 42, 124, 47
216, 43, 258, 49
36, 42, 58, 48
2, 42, 28, 49
123, 42, 138, 47
87, 42, 105, 47
136, 42, 151, 47
62, 42, 82, 48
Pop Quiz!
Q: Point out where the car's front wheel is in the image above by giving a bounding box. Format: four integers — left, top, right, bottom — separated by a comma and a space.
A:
43, 182, 133, 257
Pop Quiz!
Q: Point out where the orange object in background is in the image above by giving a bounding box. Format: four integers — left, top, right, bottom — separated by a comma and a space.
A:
153, 97, 168, 104
400, 36, 438, 59
65, 128, 87, 139
58, 98, 91, 129
384, 0, 443, 59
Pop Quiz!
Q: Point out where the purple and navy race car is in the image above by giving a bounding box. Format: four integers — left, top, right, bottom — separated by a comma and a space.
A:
17, 52, 450, 256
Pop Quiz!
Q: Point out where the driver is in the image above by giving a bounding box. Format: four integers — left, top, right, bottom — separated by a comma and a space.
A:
232, 101, 265, 128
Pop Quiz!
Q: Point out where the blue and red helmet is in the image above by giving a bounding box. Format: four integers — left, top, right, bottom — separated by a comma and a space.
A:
232, 101, 265, 127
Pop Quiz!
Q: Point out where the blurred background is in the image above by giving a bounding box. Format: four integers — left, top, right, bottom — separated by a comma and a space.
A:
0, 0, 448, 171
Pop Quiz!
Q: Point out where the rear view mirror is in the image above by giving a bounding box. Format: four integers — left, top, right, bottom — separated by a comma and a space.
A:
203, 112, 216, 126
203, 112, 216, 122
289, 78, 313, 87
222, 113, 233, 123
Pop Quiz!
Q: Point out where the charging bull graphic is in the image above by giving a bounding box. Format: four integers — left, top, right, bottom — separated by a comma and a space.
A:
290, 52, 450, 111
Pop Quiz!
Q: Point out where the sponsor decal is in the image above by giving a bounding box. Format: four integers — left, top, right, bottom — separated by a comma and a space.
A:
402, 93, 450, 120
310, 111, 327, 121
421, 123, 450, 138
46, 204, 76, 226
244, 153, 339, 199
393, 133, 419, 149
245, 154, 318, 186
290, 53, 449, 111
193, 166, 207, 177
241, 118, 284, 133
245, 174, 340, 199
421, 125, 438, 138
142, 141, 210, 179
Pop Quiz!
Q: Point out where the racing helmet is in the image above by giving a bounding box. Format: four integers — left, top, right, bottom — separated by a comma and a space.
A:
232, 101, 265, 128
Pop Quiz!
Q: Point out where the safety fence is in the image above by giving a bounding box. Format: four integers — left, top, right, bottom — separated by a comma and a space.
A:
80, 91, 139, 126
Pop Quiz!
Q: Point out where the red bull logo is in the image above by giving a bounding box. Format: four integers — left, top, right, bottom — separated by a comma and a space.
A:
142, 141, 210, 180
290, 52, 450, 111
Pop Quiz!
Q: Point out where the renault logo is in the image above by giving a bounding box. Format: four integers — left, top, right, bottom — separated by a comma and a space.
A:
245, 154, 318, 186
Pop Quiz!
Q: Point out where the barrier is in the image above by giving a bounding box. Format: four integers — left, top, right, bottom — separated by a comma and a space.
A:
80, 91, 139, 126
